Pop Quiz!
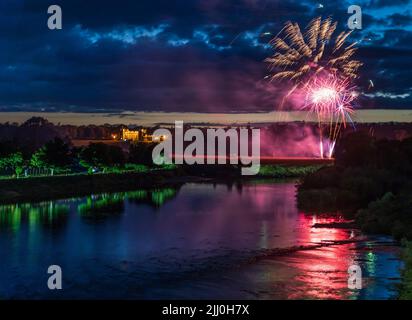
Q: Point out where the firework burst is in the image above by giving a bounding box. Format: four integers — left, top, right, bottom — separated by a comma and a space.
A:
303, 75, 357, 157
305, 75, 355, 124
265, 17, 362, 158
265, 16, 362, 94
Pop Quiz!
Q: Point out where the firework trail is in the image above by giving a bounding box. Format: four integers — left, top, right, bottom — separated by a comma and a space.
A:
265, 17, 362, 158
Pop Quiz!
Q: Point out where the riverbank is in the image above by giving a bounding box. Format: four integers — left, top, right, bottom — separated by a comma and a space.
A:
0, 170, 187, 204
0, 164, 321, 205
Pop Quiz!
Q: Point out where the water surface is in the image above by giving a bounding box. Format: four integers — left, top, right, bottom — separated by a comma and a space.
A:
0, 181, 402, 299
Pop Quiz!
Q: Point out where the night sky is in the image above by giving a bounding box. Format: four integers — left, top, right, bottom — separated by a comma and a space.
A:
1, 0, 411, 113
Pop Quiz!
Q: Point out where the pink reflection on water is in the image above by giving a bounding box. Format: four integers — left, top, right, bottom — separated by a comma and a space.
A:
282, 213, 358, 299
123, 182, 377, 299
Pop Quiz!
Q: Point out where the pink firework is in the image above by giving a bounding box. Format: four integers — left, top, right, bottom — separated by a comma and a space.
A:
303, 75, 357, 158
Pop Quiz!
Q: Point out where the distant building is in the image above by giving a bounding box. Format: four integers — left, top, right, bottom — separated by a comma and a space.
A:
119, 128, 167, 143
121, 128, 139, 141
140, 128, 151, 142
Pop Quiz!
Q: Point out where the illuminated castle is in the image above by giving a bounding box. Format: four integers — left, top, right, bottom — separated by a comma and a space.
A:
121, 128, 165, 142
121, 128, 139, 141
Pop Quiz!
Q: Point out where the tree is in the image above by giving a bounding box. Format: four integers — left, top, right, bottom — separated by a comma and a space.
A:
334, 131, 377, 168
0, 152, 24, 177
0, 141, 24, 177
16, 117, 61, 154
30, 138, 72, 175
79, 143, 125, 173
128, 142, 157, 166
0, 141, 18, 158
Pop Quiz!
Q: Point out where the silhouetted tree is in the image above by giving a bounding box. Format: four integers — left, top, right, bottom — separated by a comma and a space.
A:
30, 138, 73, 175
79, 143, 125, 173
128, 142, 157, 166
0, 152, 24, 177
0, 141, 24, 177
334, 131, 377, 167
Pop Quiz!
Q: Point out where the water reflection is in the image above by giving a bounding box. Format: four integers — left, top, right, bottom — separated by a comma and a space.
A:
0, 188, 180, 230
78, 194, 125, 219
126, 188, 178, 207
77, 188, 178, 220
0, 202, 69, 232
0, 181, 401, 299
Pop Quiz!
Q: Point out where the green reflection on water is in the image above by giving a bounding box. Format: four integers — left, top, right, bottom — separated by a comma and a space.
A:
125, 188, 177, 207
150, 188, 177, 207
78, 194, 125, 217
0, 202, 69, 231
0, 187, 179, 227
366, 251, 377, 276
126, 190, 148, 201
77, 188, 178, 218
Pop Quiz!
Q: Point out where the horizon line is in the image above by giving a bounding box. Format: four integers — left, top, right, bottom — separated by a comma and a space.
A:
1, 109, 412, 126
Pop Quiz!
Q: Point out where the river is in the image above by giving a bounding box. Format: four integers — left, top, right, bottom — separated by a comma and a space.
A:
0, 180, 402, 299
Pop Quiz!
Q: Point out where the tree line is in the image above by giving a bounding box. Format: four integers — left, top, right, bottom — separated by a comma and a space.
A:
0, 138, 159, 178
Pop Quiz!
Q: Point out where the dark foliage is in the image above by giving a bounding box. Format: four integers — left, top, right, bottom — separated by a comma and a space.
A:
79, 143, 126, 171
128, 142, 157, 166
299, 131, 412, 240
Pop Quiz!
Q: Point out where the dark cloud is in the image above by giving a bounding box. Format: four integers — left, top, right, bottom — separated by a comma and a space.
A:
0, 0, 411, 112
368, 0, 411, 7
387, 13, 412, 27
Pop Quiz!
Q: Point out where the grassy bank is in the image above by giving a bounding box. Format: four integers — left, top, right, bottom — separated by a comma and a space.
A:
257, 165, 322, 178
0, 169, 183, 204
